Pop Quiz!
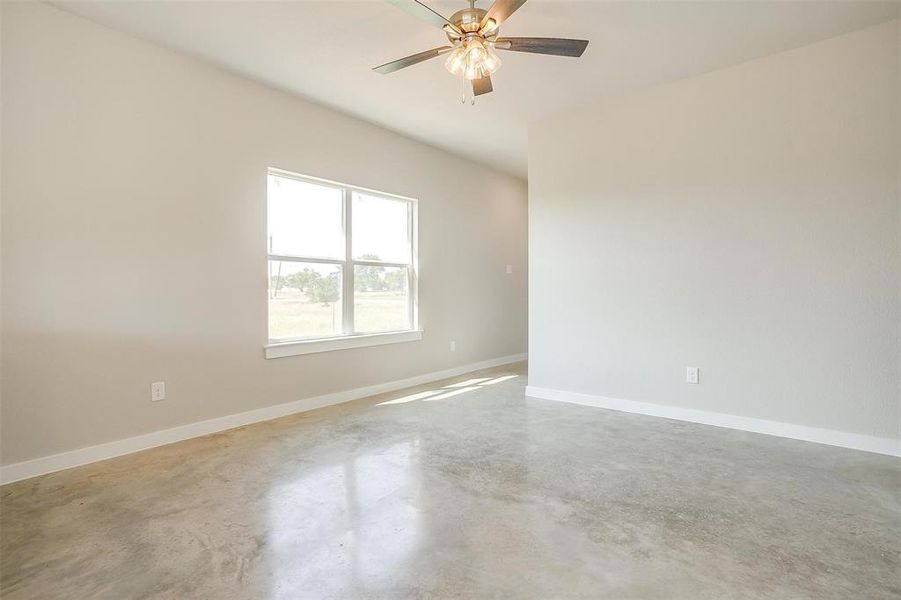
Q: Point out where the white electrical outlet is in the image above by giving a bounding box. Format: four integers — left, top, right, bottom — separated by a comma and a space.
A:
450, 340, 456, 352
506, 264, 513, 274
151, 381, 166, 401
686, 367, 699, 384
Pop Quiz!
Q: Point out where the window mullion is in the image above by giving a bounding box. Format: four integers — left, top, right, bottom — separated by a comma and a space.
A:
342, 188, 354, 335
408, 201, 417, 330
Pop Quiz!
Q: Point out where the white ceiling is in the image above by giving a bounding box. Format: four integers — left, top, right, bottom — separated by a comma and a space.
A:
54, 0, 899, 178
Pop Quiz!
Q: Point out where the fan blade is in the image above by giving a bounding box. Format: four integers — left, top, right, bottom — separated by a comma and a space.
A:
495, 37, 589, 57
480, 0, 527, 30
385, 0, 462, 34
472, 75, 493, 96
373, 46, 452, 74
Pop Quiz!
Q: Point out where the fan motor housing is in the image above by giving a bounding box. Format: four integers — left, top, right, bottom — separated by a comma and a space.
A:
447, 7, 488, 39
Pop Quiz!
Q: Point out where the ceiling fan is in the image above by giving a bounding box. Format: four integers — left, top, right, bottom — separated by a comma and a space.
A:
373, 0, 589, 103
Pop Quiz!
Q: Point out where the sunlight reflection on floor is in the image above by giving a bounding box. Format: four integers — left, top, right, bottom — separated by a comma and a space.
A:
444, 378, 493, 388
377, 390, 443, 405
422, 386, 481, 401
479, 375, 518, 386
376, 375, 519, 406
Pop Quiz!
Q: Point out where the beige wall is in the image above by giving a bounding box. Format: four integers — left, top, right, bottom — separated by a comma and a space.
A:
529, 21, 900, 440
0, 2, 528, 464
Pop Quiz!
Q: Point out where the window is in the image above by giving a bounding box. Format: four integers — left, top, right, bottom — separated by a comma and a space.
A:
266, 168, 419, 358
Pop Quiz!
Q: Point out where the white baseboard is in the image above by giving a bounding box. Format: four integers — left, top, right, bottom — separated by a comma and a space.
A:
525, 385, 901, 458
0, 353, 527, 485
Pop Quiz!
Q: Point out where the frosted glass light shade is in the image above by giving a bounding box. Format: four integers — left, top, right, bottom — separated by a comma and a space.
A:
445, 37, 501, 80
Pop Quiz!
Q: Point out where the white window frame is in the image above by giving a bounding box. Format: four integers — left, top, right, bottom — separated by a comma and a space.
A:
265, 167, 420, 359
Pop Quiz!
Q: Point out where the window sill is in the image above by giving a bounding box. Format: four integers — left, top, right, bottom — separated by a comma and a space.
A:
264, 330, 423, 359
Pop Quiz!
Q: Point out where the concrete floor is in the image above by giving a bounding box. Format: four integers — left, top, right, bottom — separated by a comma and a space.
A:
2, 361, 900, 599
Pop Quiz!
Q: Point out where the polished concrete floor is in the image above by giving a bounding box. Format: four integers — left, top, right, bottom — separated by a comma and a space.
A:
2, 362, 900, 599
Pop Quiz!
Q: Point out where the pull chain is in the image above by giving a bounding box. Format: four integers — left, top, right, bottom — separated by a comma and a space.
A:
461, 78, 475, 105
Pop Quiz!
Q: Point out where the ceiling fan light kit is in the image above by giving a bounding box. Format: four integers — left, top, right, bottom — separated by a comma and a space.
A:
445, 37, 502, 81
374, 0, 589, 104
